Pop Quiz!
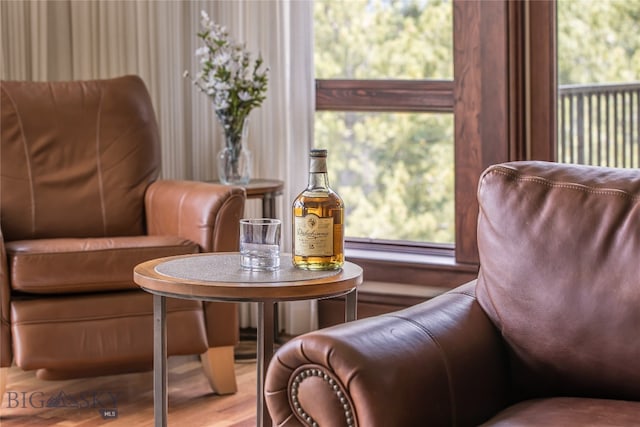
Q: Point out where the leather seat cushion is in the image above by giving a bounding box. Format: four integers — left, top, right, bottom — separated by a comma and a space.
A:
11, 290, 208, 373
6, 235, 199, 293
482, 397, 640, 426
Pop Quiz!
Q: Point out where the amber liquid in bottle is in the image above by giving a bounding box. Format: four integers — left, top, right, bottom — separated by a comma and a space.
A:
292, 150, 344, 270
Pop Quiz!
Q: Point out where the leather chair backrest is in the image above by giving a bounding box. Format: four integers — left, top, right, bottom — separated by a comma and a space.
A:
1, 75, 160, 241
476, 161, 640, 401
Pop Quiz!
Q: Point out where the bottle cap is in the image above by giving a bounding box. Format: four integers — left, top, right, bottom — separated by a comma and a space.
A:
310, 149, 328, 158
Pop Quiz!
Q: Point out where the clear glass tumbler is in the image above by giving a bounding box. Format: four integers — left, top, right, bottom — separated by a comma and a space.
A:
239, 218, 281, 271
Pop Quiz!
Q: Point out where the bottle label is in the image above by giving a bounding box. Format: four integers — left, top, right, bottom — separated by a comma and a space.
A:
294, 214, 334, 256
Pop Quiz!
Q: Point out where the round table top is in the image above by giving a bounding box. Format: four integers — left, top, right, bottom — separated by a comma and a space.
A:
133, 252, 363, 302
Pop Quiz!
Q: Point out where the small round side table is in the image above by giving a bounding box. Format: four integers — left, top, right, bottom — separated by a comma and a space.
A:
134, 253, 363, 427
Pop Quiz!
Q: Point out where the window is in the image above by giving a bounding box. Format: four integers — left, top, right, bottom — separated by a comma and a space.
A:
313, 0, 455, 249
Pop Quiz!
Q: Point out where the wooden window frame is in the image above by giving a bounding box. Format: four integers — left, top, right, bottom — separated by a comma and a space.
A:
316, 80, 454, 113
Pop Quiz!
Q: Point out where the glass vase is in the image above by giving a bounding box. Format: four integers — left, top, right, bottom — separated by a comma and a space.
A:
217, 119, 252, 185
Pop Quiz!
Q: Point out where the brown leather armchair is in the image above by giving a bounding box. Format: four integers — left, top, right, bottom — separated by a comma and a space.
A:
0, 76, 245, 401
265, 161, 640, 426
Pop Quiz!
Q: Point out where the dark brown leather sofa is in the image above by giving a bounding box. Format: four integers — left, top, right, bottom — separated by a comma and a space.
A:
0, 75, 245, 401
265, 161, 640, 426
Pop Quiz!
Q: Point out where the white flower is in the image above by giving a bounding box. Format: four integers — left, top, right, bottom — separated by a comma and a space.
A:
200, 10, 213, 30
214, 25, 228, 40
215, 81, 232, 91
195, 47, 208, 57
213, 51, 231, 67
214, 99, 230, 110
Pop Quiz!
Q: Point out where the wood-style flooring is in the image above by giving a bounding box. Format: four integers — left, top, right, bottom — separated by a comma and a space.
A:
0, 352, 259, 427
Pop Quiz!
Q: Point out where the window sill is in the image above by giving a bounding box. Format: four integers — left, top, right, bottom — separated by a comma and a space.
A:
345, 247, 478, 288
346, 247, 461, 268
360, 280, 447, 299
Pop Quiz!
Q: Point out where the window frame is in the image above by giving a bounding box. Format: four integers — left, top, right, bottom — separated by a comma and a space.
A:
316, 80, 454, 113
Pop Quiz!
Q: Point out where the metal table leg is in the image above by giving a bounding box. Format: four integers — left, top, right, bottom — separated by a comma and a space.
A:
257, 301, 275, 427
262, 192, 276, 219
153, 294, 168, 427
345, 287, 358, 321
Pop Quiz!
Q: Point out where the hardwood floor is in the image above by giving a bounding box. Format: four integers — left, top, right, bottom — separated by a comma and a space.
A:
0, 354, 259, 426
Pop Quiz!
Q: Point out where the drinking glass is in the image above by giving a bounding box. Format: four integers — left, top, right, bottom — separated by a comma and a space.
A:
239, 218, 281, 271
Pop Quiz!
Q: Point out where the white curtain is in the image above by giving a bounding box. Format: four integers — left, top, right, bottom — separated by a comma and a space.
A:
0, 0, 316, 335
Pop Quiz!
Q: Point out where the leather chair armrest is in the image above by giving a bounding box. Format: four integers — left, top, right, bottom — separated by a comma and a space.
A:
144, 180, 245, 252
265, 281, 511, 427
0, 228, 12, 366
144, 180, 245, 349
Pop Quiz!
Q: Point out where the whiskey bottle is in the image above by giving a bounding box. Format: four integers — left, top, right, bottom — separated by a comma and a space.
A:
292, 149, 344, 270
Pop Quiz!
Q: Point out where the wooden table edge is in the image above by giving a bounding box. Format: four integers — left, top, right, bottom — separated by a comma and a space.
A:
133, 253, 363, 302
